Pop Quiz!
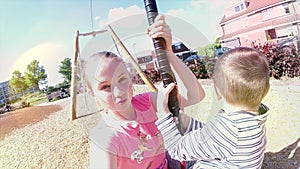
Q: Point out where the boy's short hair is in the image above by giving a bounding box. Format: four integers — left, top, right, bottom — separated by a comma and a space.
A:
213, 47, 270, 109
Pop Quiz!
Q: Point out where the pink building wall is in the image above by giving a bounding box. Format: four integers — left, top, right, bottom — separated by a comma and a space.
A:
220, 0, 300, 48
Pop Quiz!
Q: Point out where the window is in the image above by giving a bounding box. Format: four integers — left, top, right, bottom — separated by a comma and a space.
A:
283, 3, 290, 14
266, 29, 277, 40
137, 55, 152, 64
235, 6, 240, 12
144, 55, 152, 62
137, 57, 144, 64
235, 3, 247, 13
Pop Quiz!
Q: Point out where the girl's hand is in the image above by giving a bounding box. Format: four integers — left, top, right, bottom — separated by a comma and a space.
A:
147, 15, 172, 51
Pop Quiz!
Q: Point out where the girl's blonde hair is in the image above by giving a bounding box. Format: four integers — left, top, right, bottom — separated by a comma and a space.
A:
213, 47, 270, 109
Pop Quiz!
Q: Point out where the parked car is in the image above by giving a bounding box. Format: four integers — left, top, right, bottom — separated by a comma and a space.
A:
46, 85, 70, 102
1, 103, 12, 114
183, 54, 204, 63
172, 42, 190, 53
278, 35, 300, 54
0, 101, 30, 114
279, 35, 299, 48
172, 42, 199, 61
214, 47, 231, 57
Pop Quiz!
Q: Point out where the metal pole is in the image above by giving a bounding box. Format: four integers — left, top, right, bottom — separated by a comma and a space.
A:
133, 43, 137, 57
144, 0, 184, 135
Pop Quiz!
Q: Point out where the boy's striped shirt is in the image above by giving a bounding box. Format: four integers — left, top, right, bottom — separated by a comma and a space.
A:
156, 107, 269, 169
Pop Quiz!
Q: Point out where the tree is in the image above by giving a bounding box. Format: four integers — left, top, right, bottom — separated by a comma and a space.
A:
197, 37, 222, 57
24, 60, 47, 90
198, 44, 215, 57
58, 57, 72, 84
214, 37, 221, 49
9, 70, 28, 94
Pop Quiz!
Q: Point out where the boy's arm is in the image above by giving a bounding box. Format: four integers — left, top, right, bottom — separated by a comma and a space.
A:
154, 84, 199, 131
156, 113, 206, 160
156, 113, 220, 162
154, 80, 219, 161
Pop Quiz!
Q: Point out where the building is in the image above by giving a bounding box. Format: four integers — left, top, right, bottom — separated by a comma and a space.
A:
219, 0, 300, 47
0, 81, 19, 105
0, 80, 36, 105
134, 50, 158, 71
134, 42, 197, 72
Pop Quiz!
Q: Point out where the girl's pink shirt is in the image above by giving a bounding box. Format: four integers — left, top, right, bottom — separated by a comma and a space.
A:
90, 92, 168, 169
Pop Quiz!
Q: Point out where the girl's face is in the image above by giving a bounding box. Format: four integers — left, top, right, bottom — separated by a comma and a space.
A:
92, 58, 133, 112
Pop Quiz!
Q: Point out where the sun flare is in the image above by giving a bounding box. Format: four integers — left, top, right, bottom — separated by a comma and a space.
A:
10, 43, 70, 86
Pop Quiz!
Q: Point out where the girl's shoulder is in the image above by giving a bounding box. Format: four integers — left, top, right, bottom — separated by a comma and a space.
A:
132, 92, 157, 122
132, 92, 153, 111
89, 118, 122, 153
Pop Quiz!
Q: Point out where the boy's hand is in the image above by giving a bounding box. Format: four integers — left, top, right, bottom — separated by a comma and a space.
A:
156, 83, 176, 118
156, 83, 191, 133
173, 110, 183, 124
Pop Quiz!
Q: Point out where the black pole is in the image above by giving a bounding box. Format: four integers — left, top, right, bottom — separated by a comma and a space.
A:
144, 0, 184, 135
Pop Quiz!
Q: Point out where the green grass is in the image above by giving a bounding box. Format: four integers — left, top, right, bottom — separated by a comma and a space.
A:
21, 92, 48, 106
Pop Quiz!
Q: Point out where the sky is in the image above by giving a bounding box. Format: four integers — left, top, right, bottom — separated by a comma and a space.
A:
0, 0, 241, 87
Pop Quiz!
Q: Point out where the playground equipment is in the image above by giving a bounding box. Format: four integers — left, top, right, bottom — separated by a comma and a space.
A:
70, 0, 184, 136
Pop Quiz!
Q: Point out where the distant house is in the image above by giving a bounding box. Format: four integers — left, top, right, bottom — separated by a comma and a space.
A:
0, 81, 19, 105
134, 50, 158, 71
219, 0, 300, 47
0, 80, 36, 105
134, 42, 197, 71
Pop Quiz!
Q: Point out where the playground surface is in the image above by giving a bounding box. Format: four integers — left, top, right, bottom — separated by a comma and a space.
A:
0, 79, 299, 168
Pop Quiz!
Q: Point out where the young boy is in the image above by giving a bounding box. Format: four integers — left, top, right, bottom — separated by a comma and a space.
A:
156, 47, 270, 169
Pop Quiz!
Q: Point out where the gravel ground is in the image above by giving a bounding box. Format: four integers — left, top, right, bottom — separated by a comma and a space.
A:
0, 79, 299, 169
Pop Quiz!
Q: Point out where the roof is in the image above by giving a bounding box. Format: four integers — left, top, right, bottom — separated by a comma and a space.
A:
220, 0, 288, 24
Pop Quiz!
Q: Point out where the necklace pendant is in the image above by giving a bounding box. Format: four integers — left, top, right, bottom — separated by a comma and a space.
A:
131, 149, 144, 163
131, 131, 154, 163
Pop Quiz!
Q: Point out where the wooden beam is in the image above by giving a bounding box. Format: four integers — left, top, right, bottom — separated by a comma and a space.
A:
107, 24, 157, 92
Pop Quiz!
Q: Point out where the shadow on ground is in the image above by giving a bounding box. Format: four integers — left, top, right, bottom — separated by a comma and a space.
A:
262, 138, 300, 169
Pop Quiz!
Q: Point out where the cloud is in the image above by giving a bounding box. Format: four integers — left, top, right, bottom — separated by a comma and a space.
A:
97, 5, 146, 31
195, 0, 241, 9
169, 0, 242, 43
191, 0, 206, 7
10, 43, 69, 86
107, 5, 144, 24
166, 9, 185, 16
98, 19, 107, 29
94, 16, 100, 21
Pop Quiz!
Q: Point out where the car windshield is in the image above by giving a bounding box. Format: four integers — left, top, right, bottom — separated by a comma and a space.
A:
279, 35, 299, 46
214, 47, 231, 57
